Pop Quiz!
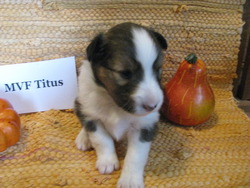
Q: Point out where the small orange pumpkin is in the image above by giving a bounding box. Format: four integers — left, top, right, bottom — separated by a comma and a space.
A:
0, 98, 21, 152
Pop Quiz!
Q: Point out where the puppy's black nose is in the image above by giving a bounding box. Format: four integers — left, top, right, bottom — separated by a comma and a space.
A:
143, 104, 157, 111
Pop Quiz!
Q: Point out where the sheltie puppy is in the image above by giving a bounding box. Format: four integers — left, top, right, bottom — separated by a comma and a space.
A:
75, 22, 167, 188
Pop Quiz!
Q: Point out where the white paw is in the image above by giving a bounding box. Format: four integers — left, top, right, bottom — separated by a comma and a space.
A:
96, 154, 120, 174
117, 173, 144, 188
75, 128, 92, 151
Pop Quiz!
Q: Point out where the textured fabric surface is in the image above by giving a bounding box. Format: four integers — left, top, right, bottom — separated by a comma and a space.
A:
0, 0, 249, 187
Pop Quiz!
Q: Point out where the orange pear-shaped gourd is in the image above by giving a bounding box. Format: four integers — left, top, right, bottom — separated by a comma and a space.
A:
162, 54, 215, 126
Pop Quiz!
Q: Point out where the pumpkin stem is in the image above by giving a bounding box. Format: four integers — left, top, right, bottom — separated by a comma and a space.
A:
185, 53, 197, 64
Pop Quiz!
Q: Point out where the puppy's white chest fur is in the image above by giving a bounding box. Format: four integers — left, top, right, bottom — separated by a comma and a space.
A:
77, 60, 159, 140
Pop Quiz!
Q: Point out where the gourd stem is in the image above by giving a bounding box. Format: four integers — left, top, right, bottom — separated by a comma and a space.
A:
185, 53, 197, 64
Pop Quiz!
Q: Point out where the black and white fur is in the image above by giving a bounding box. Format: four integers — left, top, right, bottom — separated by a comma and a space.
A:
75, 22, 167, 188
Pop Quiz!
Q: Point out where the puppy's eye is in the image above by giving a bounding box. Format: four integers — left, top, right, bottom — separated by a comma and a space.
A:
119, 70, 132, 80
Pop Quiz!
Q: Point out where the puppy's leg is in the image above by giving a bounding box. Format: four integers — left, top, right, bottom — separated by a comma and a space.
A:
75, 127, 92, 151
118, 126, 156, 188
75, 100, 92, 151
87, 120, 120, 174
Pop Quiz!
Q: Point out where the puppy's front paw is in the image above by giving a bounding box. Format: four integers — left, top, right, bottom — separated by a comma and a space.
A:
75, 128, 92, 151
96, 154, 120, 174
117, 174, 144, 188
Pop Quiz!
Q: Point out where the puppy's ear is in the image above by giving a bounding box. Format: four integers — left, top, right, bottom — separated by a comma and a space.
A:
152, 31, 168, 50
86, 33, 107, 62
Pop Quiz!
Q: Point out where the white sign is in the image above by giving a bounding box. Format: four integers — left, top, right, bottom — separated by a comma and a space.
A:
0, 57, 77, 114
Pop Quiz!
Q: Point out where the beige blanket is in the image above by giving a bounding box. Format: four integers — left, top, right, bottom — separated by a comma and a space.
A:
0, 0, 249, 187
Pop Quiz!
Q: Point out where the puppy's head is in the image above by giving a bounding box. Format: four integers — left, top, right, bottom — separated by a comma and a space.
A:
87, 22, 167, 115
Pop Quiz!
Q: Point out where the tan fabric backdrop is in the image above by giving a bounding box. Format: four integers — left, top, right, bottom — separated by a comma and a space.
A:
0, 0, 249, 187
